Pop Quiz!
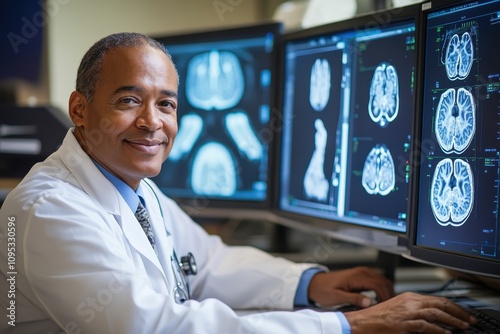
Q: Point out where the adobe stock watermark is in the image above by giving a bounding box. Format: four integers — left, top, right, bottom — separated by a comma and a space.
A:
6, 217, 17, 327
213, 0, 244, 21
394, 136, 437, 184
235, 234, 343, 333
350, 6, 407, 56
7, 0, 72, 54
42, 276, 129, 334
75, 276, 129, 325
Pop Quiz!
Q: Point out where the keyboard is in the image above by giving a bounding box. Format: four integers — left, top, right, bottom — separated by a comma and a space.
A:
334, 295, 500, 333
449, 308, 500, 333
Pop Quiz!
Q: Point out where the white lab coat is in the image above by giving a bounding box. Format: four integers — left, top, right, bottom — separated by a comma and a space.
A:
0, 130, 345, 333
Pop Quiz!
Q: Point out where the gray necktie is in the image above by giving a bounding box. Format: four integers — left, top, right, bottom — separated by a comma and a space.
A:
135, 201, 159, 256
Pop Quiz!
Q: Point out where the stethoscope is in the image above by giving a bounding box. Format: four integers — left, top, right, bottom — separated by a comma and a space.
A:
171, 251, 197, 303
145, 181, 197, 304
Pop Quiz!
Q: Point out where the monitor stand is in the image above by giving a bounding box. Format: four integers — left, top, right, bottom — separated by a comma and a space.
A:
376, 250, 400, 282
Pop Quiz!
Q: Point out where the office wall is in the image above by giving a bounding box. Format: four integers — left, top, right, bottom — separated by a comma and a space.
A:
47, 0, 265, 116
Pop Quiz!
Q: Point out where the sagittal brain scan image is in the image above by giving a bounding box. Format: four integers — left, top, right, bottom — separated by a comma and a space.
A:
361, 144, 395, 196
309, 59, 331, 111
435, 87, 476, 154
445, 32, 474, 81
430, 158, 474, 226
368, 62, 399, 128
304, 119, 329, 201
186, 50, 245, 110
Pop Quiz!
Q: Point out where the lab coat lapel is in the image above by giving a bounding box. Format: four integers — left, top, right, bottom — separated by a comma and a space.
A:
116, 207, 166, 274
57, 130, 167, 276
141, 181, 176, 274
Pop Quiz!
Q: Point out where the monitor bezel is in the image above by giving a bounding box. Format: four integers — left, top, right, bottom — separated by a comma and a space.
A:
151, 22, 284, 219
271, 4, 421, 251
406, 0, 500, 278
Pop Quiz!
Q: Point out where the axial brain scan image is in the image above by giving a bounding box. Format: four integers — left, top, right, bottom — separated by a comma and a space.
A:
361, 144, 395, 196
191, 142, 237, 196
435, 87, 476, 154
368, 62, 399, 128
168, 113, 203, 161
309, 58, 331, 112
430, 158, 474, 226
225, 111, 263, 161
445, 32, 474, 81
186, 50, 245, 110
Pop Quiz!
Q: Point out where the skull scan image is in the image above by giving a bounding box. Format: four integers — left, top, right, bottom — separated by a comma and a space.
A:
368, 63, 399, 128
303, 119, 329, 201
309, 59, 331, 111
435, 87, 476, 154
361, 144, 395, 196
191, 142, 237, 196
445, 32, 474, 81
430, 158, 474, 226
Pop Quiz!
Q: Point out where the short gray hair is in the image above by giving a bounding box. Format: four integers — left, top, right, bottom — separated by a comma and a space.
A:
76, 32, 178, 102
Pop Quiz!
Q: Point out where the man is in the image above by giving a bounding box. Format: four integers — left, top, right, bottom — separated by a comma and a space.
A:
0, 32, 475, 333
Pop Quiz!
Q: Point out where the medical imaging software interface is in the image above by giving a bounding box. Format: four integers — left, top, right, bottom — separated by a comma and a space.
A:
153, 32, 276, 201
345, 22, 415, 232
416, 0, 500, 262
280, 19, 415, 232
280, 33, 346, 221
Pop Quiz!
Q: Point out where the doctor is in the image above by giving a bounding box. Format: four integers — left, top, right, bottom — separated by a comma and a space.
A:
0, 32, 475, 334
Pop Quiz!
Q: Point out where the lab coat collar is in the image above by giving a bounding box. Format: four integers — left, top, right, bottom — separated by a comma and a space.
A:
56, 130, 167, 276
57, 129, 122, 216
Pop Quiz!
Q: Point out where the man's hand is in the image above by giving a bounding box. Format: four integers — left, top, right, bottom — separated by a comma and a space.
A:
344, 292, 476, 334
308, 267, 395, 308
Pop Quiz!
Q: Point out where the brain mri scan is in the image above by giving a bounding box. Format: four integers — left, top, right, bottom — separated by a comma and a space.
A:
309, 59, 331, 112
368, 62, 399, 128
430, 158, 474, 226
361, 144, 395, 196
169, 113, 203, 161
303, 119, 329, 201
445, 32, 474, 81
173, 49, 263, 197
191, 142, 237, 196
225, 111, 264, 161
186, 50, 245, 110
435, 87, 476, 154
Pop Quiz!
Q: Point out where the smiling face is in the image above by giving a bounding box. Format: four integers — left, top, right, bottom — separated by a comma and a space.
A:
69, 45, 179, 190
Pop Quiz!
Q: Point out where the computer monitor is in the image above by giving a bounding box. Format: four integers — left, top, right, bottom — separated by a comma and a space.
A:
275, 5, 419, 250
152, 23, 282, 218
0, 106, 71, 202
407, 0, 500, 277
